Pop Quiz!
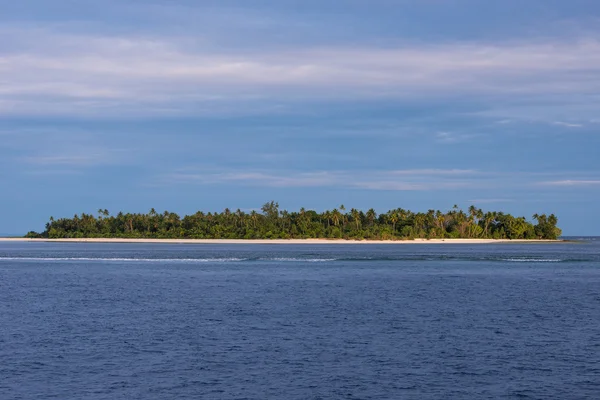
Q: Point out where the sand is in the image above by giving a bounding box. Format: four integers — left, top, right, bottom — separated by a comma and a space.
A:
0, 238, 559, 244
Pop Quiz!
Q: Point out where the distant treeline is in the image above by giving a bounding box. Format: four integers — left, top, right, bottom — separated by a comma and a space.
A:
26, 201, 562, 240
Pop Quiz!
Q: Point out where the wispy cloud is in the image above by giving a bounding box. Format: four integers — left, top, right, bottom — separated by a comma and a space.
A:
155, 168, 600, 193
553, 121, 584, 128
18, 143, 127, 167
540, 180, 600, 187
467, 198, 515, 204
157, 168, 479, 191
21, 169, 85, 176
2, 25, 600, 116
0, 125, 135, 168
387, 169, 477, 176
435, 131, 481, 143
22, 153, 117, 166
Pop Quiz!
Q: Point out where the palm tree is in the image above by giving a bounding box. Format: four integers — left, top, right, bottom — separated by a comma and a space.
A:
456, 210, 467, 236
322, 210, 331, 229
414, 213, 426, 238
235, 209, 244, 228
34, 200, 555, 241
389, 211, 399, 237
351, 208, 361, 230
250, 211, 259, 228
331, 209, 341, 227
483, 211, 496, 238
435, 210, 446, 237
366, 208, 377, 227
468, 205, 478, 237
280, 210, 290, 232
475, 208, 484, 237
339, 205, 347, 231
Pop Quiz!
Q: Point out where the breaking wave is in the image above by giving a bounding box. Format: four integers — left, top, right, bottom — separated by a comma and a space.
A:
0, 256, 590, 264
0, 257, 248, 263
501, 258, 563, 263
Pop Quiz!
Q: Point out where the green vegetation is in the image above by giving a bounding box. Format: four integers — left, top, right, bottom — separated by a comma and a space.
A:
26, 202, 562, 240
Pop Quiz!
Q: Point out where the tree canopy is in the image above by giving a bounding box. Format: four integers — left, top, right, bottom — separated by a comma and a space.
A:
25, 202, 562, 240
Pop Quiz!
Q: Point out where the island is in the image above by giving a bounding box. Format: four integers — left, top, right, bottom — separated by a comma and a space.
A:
22, 201, 562, 241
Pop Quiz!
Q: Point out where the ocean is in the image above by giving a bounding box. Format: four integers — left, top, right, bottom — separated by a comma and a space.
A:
1, 240, 599, 399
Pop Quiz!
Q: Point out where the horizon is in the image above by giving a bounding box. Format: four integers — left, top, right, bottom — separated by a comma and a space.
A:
1, 0, 599, 236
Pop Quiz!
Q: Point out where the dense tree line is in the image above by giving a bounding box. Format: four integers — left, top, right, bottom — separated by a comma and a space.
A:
25, 201, 562, 240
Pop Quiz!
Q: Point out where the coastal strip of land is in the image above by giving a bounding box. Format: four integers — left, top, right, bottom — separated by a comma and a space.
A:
25, 203, 563, 241
0, 238, 561, 244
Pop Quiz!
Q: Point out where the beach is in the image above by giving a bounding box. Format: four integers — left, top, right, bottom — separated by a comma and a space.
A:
0, 238, 560, 244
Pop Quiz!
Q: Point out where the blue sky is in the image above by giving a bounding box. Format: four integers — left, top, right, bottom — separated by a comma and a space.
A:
1, 0, 600, 235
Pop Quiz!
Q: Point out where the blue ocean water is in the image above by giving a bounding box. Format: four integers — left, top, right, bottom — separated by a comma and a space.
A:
1, 240, 599, 399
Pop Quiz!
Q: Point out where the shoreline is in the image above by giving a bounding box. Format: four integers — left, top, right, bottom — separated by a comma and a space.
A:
0, 238, 562, 244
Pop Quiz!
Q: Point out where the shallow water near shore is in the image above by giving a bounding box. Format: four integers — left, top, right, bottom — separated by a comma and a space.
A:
1, 240, 599, 399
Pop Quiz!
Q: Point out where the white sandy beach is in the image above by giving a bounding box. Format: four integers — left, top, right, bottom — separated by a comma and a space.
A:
0, 238, 559, 244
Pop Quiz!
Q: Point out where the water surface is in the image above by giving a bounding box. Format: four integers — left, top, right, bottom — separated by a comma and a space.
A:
1, 241, 599, 399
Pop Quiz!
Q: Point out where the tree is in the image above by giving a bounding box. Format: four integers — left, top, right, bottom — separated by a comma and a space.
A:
261, 201, 279, 220
533, 213, 562, 239
351, 208, 361, 230
366, 209, 377, 227
34, 202, 557, 241
389, 211, 399, 237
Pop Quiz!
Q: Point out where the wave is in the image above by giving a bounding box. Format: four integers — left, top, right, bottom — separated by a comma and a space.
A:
0, 256, 338, 263
501, 258, 563, 263
330, 256, 574, 263
0, 257, 248, 263
261, 257, 337, 262
0, 256, 587, 264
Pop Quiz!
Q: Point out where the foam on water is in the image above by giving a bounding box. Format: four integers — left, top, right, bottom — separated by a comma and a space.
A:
0, 256, 587, 263
0, 257, 248, 263
501, 258, 563, 263
263, 257, 338, 262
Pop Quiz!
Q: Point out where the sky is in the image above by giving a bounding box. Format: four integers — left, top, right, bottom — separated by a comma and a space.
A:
1, 0, 600, 235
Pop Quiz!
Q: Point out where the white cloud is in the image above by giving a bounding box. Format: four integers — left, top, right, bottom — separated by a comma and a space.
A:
541, 180, 600, 187
22, 154, 115, 166
18, 141, 127, 167
435, 132, 480, 143
552, 121, 584, 128
159, 168, 479, 191
156, 168, 600, 192
21, 169, 85, 176
387, 169, 477, 176
2, 26, 600, 116
467, 198, 515, 204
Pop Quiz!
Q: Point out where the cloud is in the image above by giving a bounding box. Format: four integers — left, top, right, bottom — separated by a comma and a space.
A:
156, 168, 600, 193
540, 180, 600, 187
21, 169, 85, 176
552, 121, 584, 128
2, 25, 600, 116
0, 125, 142, 169
435, 131, 480, 143
467, 198, 515, 204
16, 140, 127, 168
387, 169, 477, 176
158, 168, 479, 191
22, 153, 117, 166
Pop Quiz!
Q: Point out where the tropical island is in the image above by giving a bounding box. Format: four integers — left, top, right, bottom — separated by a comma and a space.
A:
23, 201, 562, 241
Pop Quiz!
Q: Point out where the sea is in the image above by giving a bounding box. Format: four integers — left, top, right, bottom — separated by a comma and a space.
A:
1, 239, 599, 399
